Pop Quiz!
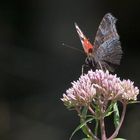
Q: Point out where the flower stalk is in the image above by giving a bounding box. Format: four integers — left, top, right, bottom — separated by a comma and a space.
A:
100, 116, 106, 140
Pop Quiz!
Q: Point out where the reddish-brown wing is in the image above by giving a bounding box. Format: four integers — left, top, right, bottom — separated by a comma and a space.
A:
93, 13, 122, 71
75, 23, 93, 54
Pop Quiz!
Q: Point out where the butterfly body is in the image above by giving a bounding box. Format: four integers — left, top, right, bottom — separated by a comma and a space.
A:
75, 13, 123, 72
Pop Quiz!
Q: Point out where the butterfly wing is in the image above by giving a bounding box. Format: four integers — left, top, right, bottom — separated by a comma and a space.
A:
93, 13, 122, 71
75, 23, 93, 54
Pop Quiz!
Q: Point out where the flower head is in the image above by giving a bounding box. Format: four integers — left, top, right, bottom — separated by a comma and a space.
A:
121, 79, 139, 101
87, 70, 123, 100
61, 70, 139, 108
61, 73, 96, 107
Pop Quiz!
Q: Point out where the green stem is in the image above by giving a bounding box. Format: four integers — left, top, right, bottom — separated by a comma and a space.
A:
76, 107, 99, 140
80, 115, 99, 140
95, 119, 99, 136
107, 103, 127, 140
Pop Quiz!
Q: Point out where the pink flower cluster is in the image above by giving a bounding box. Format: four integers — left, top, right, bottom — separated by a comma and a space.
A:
61, 70, 139, 107
121, 80, 139, 101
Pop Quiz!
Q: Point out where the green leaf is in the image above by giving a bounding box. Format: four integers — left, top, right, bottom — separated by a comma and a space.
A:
81, 106, 88, 118
86, 115, 98, 120
80, 107, 90, 136
105, 110, 114, 117
91, 103, 100, 112
81, 138, 93, 140
69, 118, 94, 140
95, 119, 99, 136
113, 138, 126, 140
104, 102, 115, 117
113, 102, 120, 128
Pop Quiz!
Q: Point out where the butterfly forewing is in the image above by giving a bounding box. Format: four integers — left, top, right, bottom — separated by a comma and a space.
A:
93, 13, 122, 71
94, 13, 119, 50
75, 23, 93, 54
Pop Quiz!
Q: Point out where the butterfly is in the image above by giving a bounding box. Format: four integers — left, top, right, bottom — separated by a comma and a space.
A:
75, 13, 123, 73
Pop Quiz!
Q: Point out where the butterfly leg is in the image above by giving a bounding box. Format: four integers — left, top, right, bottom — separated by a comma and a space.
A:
98, 61, 104, 71
81, 64, 89, 75
104, 66, 108, 71
82, 64, 85, 75
98, 61, 112, 72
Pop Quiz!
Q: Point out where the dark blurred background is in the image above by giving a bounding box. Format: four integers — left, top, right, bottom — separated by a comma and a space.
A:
0, 0, 140, 140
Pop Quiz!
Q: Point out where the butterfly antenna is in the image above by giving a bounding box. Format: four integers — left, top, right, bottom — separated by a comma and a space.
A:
61, 43, 84, 54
